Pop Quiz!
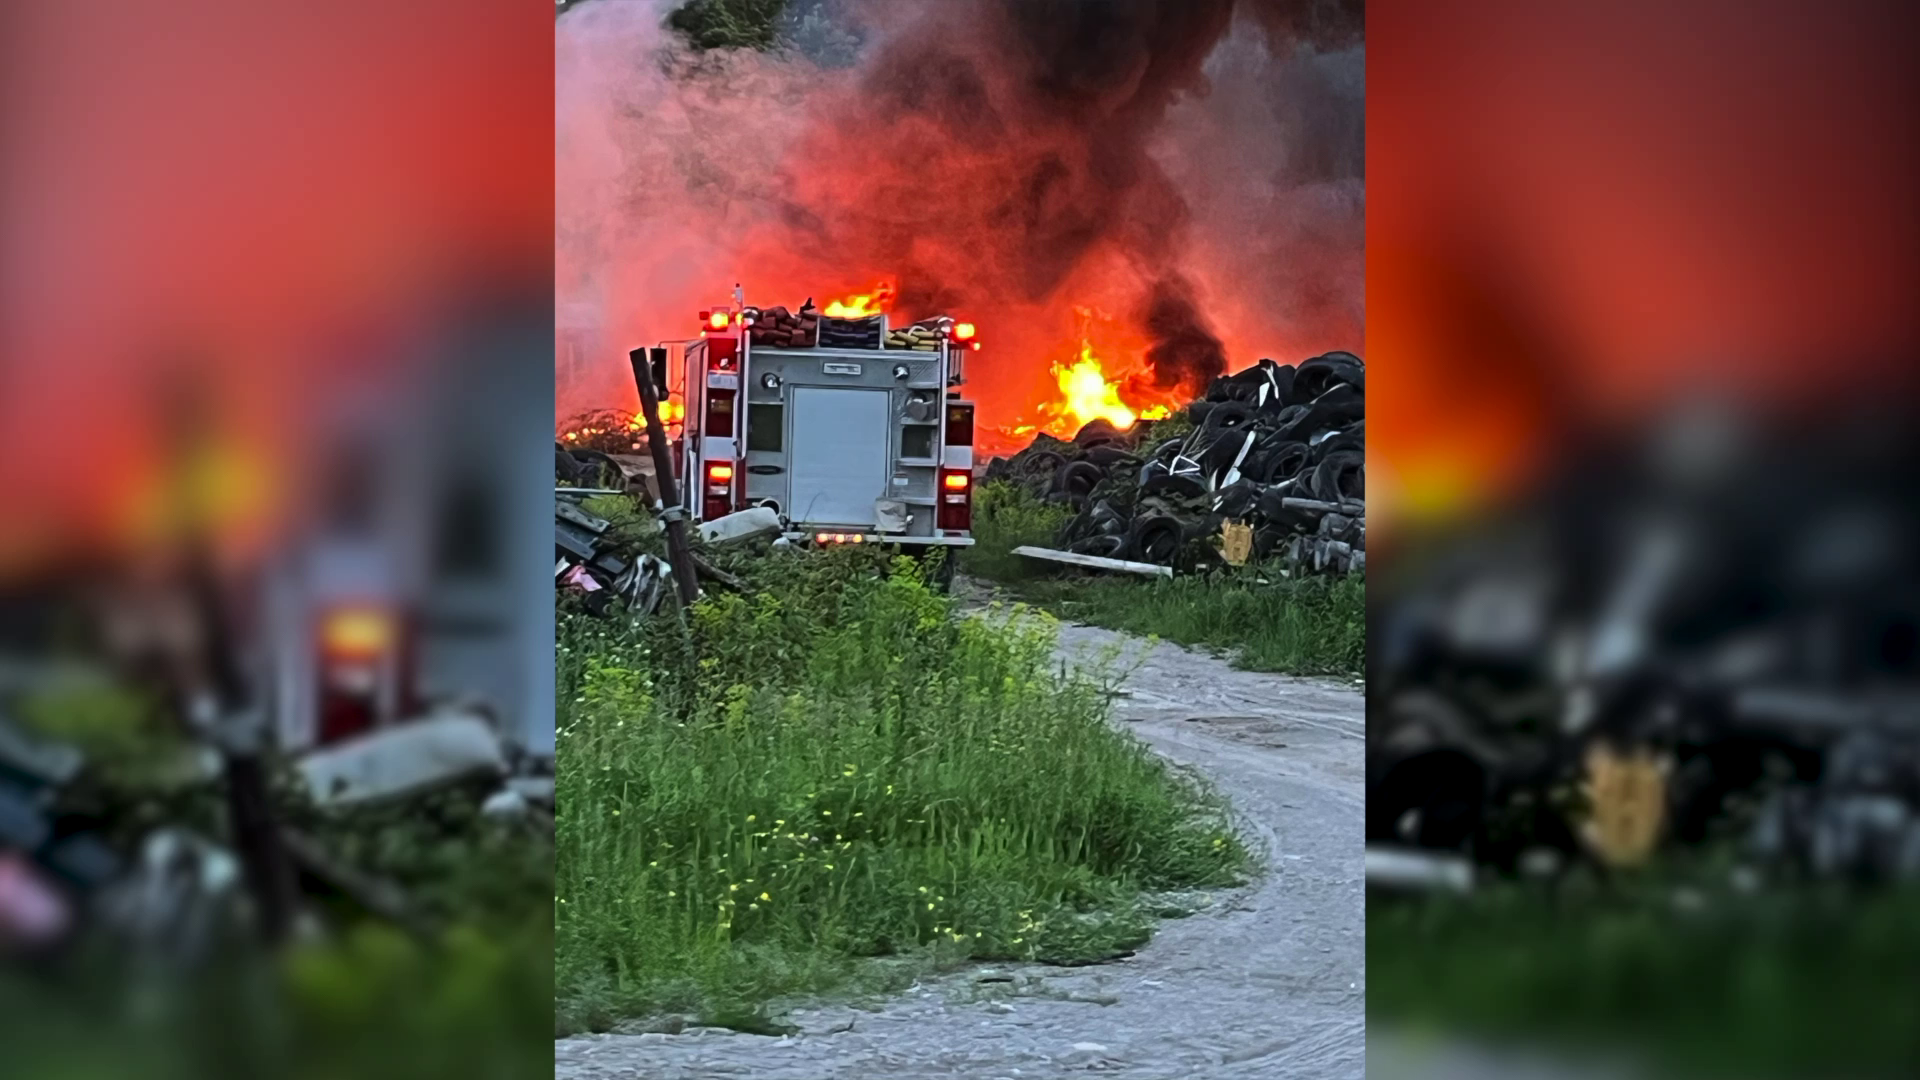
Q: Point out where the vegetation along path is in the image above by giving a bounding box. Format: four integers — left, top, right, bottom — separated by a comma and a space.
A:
557, 613, 1365, 1079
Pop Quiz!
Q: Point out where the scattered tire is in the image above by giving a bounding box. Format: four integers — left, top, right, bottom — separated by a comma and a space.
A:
1052, 460, 1106, 503
1126, 514, 1184, 564
1292, 352, 1364, 402
1312, 449, 1365, 502
1140, 472, 1207, 500
1202, 402, 1256, 432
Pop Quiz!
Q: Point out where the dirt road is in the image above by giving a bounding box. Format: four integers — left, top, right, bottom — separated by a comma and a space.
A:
556, 619, 1366, 1079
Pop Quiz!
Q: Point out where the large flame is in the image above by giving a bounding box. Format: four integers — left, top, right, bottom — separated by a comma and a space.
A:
1029, 309, 1176, 436
822, 280, 896, 318
1057, 342, 1141, 430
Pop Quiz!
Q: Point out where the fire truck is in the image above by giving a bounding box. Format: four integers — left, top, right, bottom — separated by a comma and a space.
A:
649, 290, 979, 554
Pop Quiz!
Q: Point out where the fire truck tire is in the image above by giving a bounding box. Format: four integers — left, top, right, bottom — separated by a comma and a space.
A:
912, 546, 957, 592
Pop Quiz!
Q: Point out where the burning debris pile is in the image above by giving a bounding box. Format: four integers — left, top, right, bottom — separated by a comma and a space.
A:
1368, 402, 1920, 892
985, 351, 1365, 575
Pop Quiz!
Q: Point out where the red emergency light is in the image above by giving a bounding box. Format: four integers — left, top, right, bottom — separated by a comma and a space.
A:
952, 322, 976, 342
701, 310, 731, 330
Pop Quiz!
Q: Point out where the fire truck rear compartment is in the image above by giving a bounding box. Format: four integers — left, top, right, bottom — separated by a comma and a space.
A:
786, 386, 891, 528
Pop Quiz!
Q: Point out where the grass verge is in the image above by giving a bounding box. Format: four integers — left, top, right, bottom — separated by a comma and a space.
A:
1369, 882, 1920, 1080
961, 481, 1365, 678
555, 548, 1250, 1034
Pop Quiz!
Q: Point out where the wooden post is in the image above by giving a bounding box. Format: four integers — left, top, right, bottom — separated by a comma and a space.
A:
162, 368, 299, 945
629, 347, 701, 608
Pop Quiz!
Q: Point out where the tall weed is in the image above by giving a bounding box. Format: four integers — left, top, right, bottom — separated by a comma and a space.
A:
555, 551, 1246, 1032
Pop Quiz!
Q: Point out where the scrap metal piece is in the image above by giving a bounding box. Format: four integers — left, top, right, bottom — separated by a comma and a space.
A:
1013, 545, 1174, 578
296, 713, 507, 807
1366, 845, 1474, 893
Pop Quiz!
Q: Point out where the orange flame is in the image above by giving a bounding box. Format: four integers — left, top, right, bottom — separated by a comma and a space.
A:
1056, 341, 1140, 430
1034, 309, 1180, 435
822, 280, 895, 318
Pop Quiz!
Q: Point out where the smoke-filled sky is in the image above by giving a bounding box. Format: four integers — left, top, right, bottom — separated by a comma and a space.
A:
556, 0, 1362, 432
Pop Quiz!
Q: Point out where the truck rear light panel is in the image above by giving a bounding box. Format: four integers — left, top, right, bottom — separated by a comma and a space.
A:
937, 468, 972, 531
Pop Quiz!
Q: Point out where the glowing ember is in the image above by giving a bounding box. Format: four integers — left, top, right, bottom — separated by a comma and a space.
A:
822, 280, 895, 318
559, 403, 682, 445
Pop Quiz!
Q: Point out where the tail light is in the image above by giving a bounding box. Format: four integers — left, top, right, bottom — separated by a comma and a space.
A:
320, 606, 395, 660
704, 461, 737, 520
317, 604, 401, 743
937, 468, 972, 531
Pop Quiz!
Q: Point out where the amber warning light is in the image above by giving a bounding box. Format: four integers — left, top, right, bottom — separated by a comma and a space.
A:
321, 606, 396, 659
701, 310, 730, 330
952, 322, 976, 342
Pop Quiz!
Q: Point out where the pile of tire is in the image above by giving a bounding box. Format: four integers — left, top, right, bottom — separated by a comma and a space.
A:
982, 351, 1365, 574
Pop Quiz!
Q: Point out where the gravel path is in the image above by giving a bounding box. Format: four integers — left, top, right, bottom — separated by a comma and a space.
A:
556, 619, 1366, 1080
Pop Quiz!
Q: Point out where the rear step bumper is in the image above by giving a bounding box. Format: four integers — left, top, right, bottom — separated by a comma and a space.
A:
784, 531, 974, 547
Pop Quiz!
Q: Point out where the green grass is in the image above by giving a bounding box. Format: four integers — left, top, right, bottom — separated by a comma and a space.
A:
1370, 882, 1920, 1079
961, 480, 1365, 678
1012, 572, 1365, 678
554, 549, 1250, 1034
960, 479, 1073, 583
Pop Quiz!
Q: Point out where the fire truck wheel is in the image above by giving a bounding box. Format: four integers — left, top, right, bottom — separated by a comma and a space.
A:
912, 546, 957, 592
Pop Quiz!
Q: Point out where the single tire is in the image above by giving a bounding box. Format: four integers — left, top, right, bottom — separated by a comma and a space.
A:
1203, 401, 1256, 432
1140, 473, 1206, 500
1253, 442, 1311, 485
1125, 514, 1184, 564
1073, 418, 1121, 446
1084, 445, 1140, 469
1291, 353, 1365, 402
1312, 449, 1365, 502
1052, 460, 1106, 503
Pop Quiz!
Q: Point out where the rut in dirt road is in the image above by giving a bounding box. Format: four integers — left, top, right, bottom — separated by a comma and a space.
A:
556, 621, 1365, 1080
